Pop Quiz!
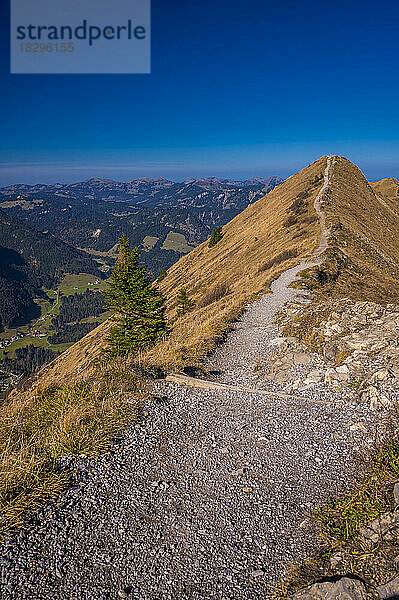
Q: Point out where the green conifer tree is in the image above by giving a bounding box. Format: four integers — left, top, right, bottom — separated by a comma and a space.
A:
176, 288, 195, 317
208, 226, 223, 248
103, 235, 168, 356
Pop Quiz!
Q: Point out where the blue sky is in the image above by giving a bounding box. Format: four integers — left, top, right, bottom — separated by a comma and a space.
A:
1, 0, 399, 185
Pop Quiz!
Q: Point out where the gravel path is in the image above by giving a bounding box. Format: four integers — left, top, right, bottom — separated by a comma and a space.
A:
0, 386, 374, 600
0, 155, 377, 599
204, 154, 334, 393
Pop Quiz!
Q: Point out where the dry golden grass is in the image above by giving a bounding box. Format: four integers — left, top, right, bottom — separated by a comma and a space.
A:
18, 157, 326, 383
306, 158, 399, 303
135, 157, 326, 372
158, 158, 325, 310
0, 366, 142, 538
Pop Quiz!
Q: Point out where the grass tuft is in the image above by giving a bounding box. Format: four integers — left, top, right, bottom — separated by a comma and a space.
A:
274, 404, 399, 597
258, 249, 299, 274
314, 480, 391, 544
198, 282, 231, 308
0, 367, 143, 539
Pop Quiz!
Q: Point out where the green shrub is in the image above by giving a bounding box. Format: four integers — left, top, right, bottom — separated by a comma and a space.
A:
288, 198, 307, 214
283, 215, 298, 228
157, 268, 167, 282
208, 227, 223, 248
301, 215, 317, 225
176, 288, 195, 317
296, 190, 310, 200
311, 173, 324, 185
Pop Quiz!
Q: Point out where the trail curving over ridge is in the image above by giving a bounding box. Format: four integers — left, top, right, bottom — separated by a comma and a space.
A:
199, 155, 337, 389
312, 154, 335, 257
0, 155, 376, 600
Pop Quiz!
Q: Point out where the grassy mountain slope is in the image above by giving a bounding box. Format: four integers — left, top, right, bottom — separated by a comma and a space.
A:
24, 157, 325, 388
146, 159, 325, 369
308, 158, 399, 303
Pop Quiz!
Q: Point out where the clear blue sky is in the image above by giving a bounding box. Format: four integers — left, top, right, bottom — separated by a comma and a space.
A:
1, 0, 399, 185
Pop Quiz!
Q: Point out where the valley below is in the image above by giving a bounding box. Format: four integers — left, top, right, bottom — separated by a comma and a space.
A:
0, 273, 109, 392
0, 175, 282, 391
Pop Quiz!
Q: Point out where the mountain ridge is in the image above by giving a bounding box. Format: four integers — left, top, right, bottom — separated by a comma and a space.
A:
9, 155, 399, 394
0, 175, 283, 199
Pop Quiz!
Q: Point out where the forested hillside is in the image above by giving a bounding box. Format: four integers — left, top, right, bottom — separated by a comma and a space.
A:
0, 209, 102, 330
0, 176, 282, 276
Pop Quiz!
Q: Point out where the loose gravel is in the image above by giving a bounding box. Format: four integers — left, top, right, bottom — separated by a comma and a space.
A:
0, 155, 377, 599
0, 380, 374, 600
0, 262, 376, 600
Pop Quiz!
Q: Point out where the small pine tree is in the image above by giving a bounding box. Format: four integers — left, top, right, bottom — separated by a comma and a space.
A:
312, 173, 324, 185
102, 235, 168, 356
176, 288, 195, 317
208, 226, 223, 248
157, 268, 167, 282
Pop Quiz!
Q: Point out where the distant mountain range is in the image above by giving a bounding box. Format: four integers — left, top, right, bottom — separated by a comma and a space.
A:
0, 175, 282, 207
0, 175, 283, 275
34, 156, 399, 392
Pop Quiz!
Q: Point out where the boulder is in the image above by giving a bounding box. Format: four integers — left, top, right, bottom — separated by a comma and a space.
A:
290, 577, 367, 600
370, 368, 392, 383
376, 575, 399, 600
325, 367, 349, 384
323, 342, 340, 361
303, 369, 324, 385
273, 369, 292, 383
293, 352, 312, 366
359, 512, 399, 545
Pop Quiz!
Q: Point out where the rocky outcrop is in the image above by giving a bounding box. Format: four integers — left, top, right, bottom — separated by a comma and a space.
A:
290, 577, 367, 600
272, 299, 399, 408
359, 512, 399, 546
